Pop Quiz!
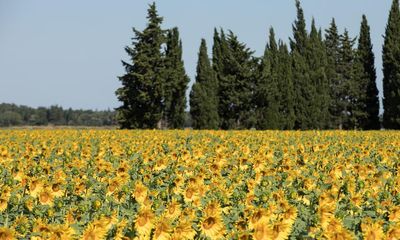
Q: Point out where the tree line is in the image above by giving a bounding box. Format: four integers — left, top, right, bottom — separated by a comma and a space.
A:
0, 103, 116, 127
116, 0, 398, 130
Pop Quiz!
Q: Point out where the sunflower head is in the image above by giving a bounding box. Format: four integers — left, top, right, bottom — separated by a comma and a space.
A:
200, 213, 225, 239
135, 206, 155, 237
38, 187, 55, 206
171, 220, 196, 240
0, 227, 15, 240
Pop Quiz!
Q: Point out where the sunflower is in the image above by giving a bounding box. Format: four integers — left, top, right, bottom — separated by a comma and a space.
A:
95, 213, 118, 231
49, 224, 75, 240
80, 222, 108, 240
29, 178, 44, 198
116, 161, 130, 177
361, 218, 384, 240
387, 222, 400, 239
182, 185, 198, 203
153, 216, 172, 240
114, 219, 128, 240
0, 197, 8, 212
270, 219, 293, 240
249, 208, 269, 230
38, 187, 55, 206
283, 206, 298, 224
132, 181, 149, 204
64, 209, 76, 225
50, 182, 64, 198
165, 199, 181, 220
1, 186, 11, 199
32, 219, 52, 238
105, 178, 121, 197
199, 213, 225, 239
252, 225, 269, 240
171, 220, 196, 240
389, 206, 400, 222
203, 200, 222, 216
24, 197, 35, 212
323, 218, 354, 240
134, 206, 155, 238
0, 226, 15, 240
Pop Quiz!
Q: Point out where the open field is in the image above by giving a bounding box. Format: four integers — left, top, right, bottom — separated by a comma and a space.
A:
0, 130, 399, 239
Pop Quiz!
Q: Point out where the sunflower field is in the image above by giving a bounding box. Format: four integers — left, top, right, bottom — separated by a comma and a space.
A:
0, 130, 400, 239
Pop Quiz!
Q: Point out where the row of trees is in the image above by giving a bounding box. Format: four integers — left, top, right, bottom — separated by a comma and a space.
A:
0, 103, 116, 127
116, 1, 400, 130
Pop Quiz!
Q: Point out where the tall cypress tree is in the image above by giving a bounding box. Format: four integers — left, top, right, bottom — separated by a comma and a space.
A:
217, 30, 256, 129
339, 30, 366, 129
325, 19, 343, 129
190, 39, 219, 129
290, 0, 314, 129
116, 3, 165, 129
164, 27, 190, 129
357, 15, 380, 129
308, 19, 330, 129
383, 0, 400, 129
278, 41, 296, 129
256, 27, 281, 129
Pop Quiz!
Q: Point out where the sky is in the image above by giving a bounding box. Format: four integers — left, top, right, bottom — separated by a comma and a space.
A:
0, 0, 392, 111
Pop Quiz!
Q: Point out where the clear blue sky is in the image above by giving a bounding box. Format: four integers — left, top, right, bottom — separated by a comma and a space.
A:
0, 0, 392, 110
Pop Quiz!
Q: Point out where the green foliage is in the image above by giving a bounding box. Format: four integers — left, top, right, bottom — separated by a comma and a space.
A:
190, 39, 220, 129
164, 28, 190, 129
256, 28, 295, 130
0, 103, 116, 127
116, 3, 166, 129
357, 15, 380, 130
214, 30, 257, 129
383, 0, 400, 129
338, 30, 366, 129
325, 19, 343, 129
307, 19, 331, 129
290, 1, 320, 130
110, 0, 395, 130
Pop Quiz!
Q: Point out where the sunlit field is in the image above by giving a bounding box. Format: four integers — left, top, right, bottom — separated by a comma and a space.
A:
0, 130, 399, 239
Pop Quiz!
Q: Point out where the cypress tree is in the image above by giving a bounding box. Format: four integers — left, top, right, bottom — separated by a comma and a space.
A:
325, 19, 342, 129
290, 0, 314, 129
278, 41, 296, 129
357, 15, 380, 129
164, 27, 190, 129
308, 19, 330, 129
256, 28, 281, 129
217, 30, 256, 129
190, 39, 219, 129
383, 0, 400, 129
116, 3, 165, 129
212, 28, 223, 78
338, 30, 354, 129
339, 30, 366, 129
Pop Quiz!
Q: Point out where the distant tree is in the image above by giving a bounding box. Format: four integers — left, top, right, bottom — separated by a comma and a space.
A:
216, 30, 256, 129
164, 27, 190, 129
325, 18, 342, 129
190, 39, 220, 129
357, 15, 380, 129
36, 107, 49, 125
115, 3, 165, 129
48, 105, 65, 125
308, 19, 330, 129
290, 0, 315, 129
256, 27, 281, 129
338, 30, 366, 129
277, 41, 296, 129
383, 0, 400, 129
0, 111, 22, 126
